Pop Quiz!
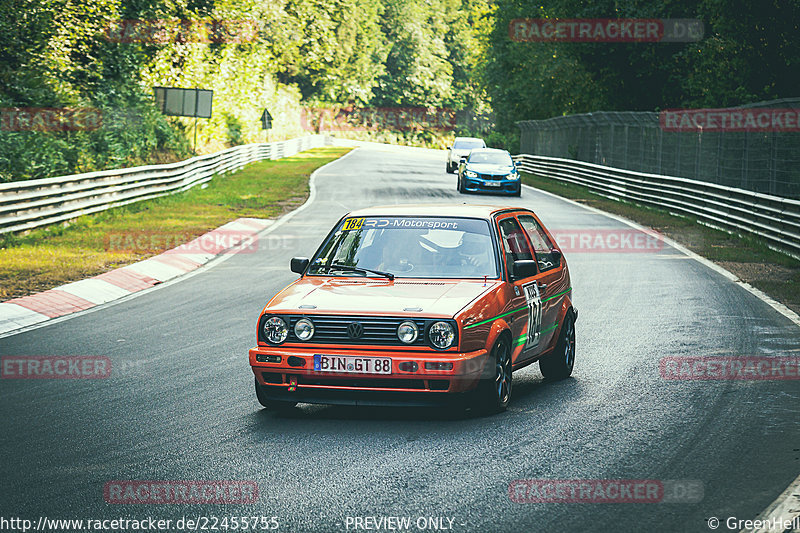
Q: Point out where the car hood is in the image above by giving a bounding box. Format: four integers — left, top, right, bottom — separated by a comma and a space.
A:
267, 277, 500, 317
466, 163, 514, 174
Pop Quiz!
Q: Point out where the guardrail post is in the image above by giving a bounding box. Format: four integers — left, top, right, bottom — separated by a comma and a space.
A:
769, 131, 777, 196
741, 131, 749, 190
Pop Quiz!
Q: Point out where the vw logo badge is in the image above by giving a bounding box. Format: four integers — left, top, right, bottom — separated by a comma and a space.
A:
347, 322, 364, 339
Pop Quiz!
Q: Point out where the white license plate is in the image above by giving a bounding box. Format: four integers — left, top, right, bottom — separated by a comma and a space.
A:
313, 354, 392, 374
484, 181, 501, 187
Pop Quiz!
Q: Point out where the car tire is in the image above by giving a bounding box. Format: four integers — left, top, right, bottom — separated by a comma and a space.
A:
255, 377, 297, 411
458, 175, 466, 194
473, 336, 512, 413
539, 310, 575, 380
446, 162, 454, 173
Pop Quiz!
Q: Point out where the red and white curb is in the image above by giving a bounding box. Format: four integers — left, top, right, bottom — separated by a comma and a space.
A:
0, 217, 272, 336
0, 145, 360, 338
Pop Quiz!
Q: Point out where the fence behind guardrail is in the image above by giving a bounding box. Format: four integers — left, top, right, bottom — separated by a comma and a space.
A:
517, 98, 800, 199
0, 135, 331, 234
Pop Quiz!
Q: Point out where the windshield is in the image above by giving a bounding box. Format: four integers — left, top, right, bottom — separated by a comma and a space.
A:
453, 139, 485, 150
468, 152, 513, 165
308, 217, 499, 279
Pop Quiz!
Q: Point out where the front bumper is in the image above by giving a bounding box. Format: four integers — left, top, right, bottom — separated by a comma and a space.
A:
463, 177, 520, 195
249, 346, 489, 406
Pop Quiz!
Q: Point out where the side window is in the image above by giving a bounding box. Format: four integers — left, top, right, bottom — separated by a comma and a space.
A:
498, 218, 533, 276
519, 215, 559, 271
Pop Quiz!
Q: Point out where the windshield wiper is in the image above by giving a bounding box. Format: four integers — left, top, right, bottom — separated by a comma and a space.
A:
328, 262, 394, 280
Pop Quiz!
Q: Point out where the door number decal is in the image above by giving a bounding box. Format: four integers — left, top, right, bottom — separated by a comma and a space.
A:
523, 282, 542, 350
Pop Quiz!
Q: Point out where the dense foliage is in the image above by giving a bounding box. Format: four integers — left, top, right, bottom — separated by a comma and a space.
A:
1, 0, 797, 181
483, 0, 800, 132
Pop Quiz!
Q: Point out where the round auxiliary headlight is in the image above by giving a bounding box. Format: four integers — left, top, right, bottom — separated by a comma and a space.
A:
397, 321, 419, 344
263, 316, 289, 344
294, 318, 315, 341
429, 321, 456, 349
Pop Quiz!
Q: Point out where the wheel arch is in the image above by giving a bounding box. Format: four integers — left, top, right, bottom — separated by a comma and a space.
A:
486, 319, 513, 353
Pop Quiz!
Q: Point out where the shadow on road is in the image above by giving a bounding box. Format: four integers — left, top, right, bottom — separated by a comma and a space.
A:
249, 371, 584, 426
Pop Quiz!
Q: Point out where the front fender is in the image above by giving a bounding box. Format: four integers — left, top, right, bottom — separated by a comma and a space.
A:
485, 318, 512, 354
472, 318, 512, 380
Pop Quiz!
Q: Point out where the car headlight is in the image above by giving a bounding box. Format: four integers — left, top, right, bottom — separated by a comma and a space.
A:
428, 321, 456, 349
294, 318, 315, 341
263, 316, 289, 344
508, 171, 520, 180
397, 321, 419, 344
465, 170, 478, 178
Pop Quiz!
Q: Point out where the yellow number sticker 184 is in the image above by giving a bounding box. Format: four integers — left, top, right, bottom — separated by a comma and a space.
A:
342, 218, 365, 231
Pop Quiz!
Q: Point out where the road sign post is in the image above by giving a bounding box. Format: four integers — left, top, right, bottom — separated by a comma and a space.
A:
260, 109, 273, 142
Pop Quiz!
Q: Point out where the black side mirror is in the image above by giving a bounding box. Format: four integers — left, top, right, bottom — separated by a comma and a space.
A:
550, 249, 562, 263
511, 259, 537, 280
446, 145, 451, 150
459, 156, 467, 163
291, 257, 310, 274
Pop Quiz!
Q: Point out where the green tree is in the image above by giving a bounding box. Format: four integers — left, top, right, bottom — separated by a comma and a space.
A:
372, 0, 453, 107
277, 0, 387, 104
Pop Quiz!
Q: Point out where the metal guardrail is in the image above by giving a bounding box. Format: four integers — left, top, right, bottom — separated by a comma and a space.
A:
513, 154, 800, 257
0, 134, 331, 234
517, 98, 800, 200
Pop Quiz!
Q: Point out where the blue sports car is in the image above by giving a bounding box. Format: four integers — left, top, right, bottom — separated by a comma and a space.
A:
456, 148, 521, 197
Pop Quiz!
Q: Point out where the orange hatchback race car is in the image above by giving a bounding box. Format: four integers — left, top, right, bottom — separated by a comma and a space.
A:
249, 204, 576, 413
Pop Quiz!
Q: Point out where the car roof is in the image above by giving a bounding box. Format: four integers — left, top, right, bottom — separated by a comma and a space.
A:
345, 204, 528, 219
453, 137, 485, 142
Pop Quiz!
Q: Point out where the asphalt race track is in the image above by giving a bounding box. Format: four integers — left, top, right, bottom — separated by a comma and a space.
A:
1, 144, 799, 532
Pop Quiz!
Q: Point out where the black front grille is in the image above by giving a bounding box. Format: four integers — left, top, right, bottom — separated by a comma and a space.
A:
261, 372, 283, 384
297, 376, 427, 390
290, 316, 428, 346
479, 173, 506, 181
258, 315, 458, 348
429, 380, 450, 391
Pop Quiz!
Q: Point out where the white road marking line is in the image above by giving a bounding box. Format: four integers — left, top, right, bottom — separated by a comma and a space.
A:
522, 183, 800, 328
739, 472, 800, 533
524, 181, 800, 530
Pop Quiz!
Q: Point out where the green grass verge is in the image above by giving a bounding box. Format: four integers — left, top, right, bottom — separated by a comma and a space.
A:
0, 146, 352, 300
521, 172, 800, 314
